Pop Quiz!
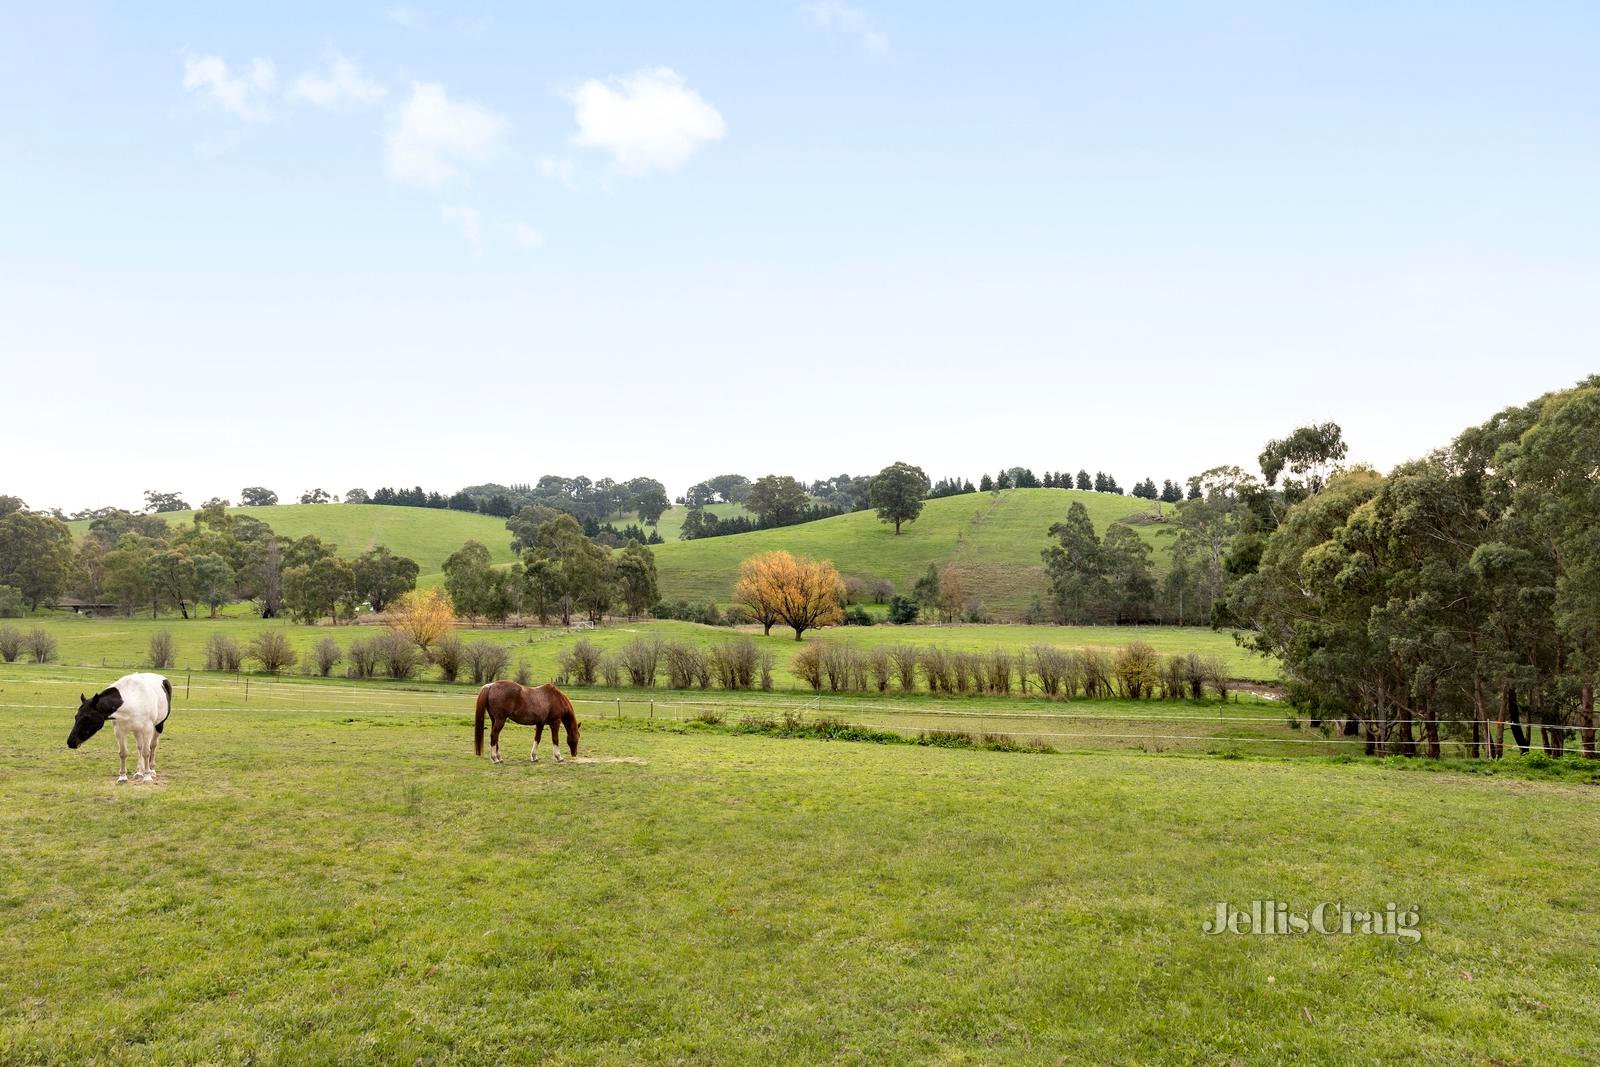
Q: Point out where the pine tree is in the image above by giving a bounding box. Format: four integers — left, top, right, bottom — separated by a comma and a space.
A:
979, 473, 994, 492
1076, 470, 1092, 491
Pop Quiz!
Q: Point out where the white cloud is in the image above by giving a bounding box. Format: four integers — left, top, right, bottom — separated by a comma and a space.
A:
565, 67, 725, 175
289, 55, 386, 109
539, 156, 577, 189
387, 6, 422, 28
441, 204, 482, 251
182, 55, 277, 122
511, 222, 545, 248
385, 82, 507, 188
802, 1, 889, 53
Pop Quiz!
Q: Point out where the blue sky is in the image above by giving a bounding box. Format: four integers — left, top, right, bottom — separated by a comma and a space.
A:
3, 2, 1597, 510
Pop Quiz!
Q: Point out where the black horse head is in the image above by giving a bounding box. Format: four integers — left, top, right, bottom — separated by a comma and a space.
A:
67, 688, 121, 749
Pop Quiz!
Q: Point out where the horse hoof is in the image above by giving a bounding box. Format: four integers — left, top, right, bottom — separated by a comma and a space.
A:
116, 775, 128, 784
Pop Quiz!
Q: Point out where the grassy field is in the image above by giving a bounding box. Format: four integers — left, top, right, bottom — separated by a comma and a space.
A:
15, 614, 1279, 685
2, 666, 1596, 1063
650, 488, 1172, 616
67, 504, 518, 582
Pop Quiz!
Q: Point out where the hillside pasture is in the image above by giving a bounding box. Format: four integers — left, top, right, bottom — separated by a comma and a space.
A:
1, 667, 1596, 1062
650, 488, 1174, 615
67, 504, 518, 581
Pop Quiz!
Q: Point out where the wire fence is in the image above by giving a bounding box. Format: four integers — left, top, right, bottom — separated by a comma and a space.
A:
6, 661, 1588, 760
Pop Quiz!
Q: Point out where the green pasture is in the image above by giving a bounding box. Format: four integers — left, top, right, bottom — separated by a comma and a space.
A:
650, 487, 1172, 614
67, 504, 518, 581
15, 614, 1278, 686
2, 667, 1596, 1063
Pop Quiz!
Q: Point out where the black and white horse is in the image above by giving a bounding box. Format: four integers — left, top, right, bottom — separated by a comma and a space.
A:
68, 672, 172, 783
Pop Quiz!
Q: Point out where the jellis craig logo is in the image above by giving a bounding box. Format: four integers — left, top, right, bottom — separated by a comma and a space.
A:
1203, 900, 1421, 943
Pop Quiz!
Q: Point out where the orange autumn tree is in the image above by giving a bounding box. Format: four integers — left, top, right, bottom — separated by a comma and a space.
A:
388, 586, 457, 652
734, 550, 844, 640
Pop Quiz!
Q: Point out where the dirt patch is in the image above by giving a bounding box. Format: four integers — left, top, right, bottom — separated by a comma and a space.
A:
568, 756, 647, 765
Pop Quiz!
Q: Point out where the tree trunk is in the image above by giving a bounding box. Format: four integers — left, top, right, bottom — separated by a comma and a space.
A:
1581, 684, 1596, 761
1471, 677, 1492, 759
1423, 703, 1440, 760
1397, 697, 1416, 758
1506, 689, 1530, 755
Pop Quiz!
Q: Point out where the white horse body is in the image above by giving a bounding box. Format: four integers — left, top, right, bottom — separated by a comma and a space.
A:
70, 672, 172, 783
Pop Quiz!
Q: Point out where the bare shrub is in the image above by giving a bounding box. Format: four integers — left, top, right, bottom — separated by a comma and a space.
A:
346, 637, 379, 679
1032, 645, 1069, 696
951, 651, 973, 693
26, 628, 58, 664
710, 638, 760, 690
821, 643, 855, 692
1202, 656, 1230, 700
515, 660, 533, 686
842, 575, 867, 604
868, 648, 892, 693
1159, 655, 1188, 700
204, 633, 243, 672
148, 630, 175, 669
312, 636, 342, 678
620, 637, 662, 688
920, 646, 953, 694
375, 630, 419, 680
248, 631, 296, 674
431, 635, 465, 683
791, 641, 824, 691
759, 648, 774, 690
888, 644, 919, 691
1112, 642, 1160, 699
987, 648, 1013, 695
559, 638, 602, 686
464, 641, 511, 685
0, 625, 22, 663
868, 578, 894, 603
600, 653, 622, 688
1078, 648, 1112, 698
1184, 653, 1207, 700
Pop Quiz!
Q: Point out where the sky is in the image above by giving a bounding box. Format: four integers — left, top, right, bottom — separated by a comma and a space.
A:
2, 2, 1597, 512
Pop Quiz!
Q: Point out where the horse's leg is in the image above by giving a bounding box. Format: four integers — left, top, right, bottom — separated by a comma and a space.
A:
115, 726, 129, 784
490, 716, 504, 763
532, 723, 543, 762
550, 719, 564, 762
146, 731, 158, 781
131, 729, 148, 781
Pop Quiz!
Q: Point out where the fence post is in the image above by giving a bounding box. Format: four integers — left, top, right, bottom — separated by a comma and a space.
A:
649, 700, 654, 720
245, 677, 249, 703
616, 698, 621, 720
186, 671, 191, 700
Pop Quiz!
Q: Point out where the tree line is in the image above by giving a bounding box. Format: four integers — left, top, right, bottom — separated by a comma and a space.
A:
0, 498, 420, 623
1225, 384, 1598, 761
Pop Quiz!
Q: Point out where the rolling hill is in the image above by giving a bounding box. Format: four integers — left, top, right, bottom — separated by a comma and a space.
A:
64, 491, 1172, 615
67, 504, 517, 581
651, 488, 1174, 616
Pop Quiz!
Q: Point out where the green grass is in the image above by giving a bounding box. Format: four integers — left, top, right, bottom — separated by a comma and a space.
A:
15, 615, 1278, 684
2, 666, 1596, 1063
68, 504, 517, 581
651, 487, 1173, 616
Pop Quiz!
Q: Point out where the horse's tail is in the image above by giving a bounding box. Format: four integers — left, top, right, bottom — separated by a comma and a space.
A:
552, 685, 579, 756
474, 685, 489, 756
159, 677, 173, 734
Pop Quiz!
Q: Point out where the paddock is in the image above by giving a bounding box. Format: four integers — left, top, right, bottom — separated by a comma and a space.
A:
2, 664, 1597, 1062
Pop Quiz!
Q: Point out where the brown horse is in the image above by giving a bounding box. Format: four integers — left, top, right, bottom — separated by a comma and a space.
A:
474, 680, 580, 764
